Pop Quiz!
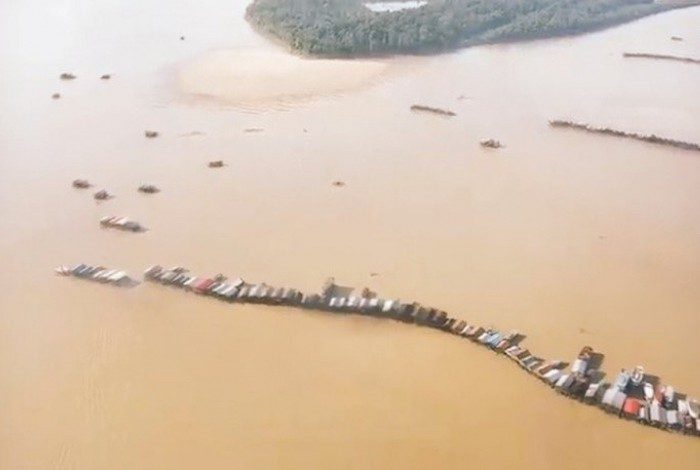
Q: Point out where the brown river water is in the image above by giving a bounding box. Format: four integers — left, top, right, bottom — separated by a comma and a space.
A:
1, 1, 699, 468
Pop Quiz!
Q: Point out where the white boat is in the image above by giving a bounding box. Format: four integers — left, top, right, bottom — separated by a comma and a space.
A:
54, 265, 72, 276
631, 365, 644, 386
613, 370, 631, 391
91, 269, 107, 279
663, 385, 675, 405
643, 382, 654, 401
688, 399, 700, 419
108, 271, 127, 282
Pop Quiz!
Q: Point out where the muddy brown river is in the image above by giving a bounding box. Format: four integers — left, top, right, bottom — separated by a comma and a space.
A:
1, 1, 699, 468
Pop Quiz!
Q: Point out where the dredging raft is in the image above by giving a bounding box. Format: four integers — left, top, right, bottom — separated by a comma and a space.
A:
55, 264, 138, 287
58, 264, 700, 438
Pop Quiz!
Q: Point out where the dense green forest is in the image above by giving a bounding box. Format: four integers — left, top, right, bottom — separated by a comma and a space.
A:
245, 0, 691, 56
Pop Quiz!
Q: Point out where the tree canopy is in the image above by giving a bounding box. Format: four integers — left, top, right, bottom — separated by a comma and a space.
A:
245, 0, 679, 56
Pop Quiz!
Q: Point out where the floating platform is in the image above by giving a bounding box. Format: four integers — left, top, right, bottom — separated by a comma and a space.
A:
100, 216, 146, 232
55, 264, 137, 287
64, 264, 700, 439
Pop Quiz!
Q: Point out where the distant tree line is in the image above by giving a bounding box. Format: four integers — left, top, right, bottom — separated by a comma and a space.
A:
244, 0, 678, 56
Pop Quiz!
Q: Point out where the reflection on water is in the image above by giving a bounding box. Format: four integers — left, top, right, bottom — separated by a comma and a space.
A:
1, 0, 699, 468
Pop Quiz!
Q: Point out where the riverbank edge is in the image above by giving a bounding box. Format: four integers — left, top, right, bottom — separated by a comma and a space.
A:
243, 2, 700, 60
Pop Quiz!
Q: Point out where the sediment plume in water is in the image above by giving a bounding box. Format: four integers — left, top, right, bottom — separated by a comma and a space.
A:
549, 120, 700, 152
622, 52, 700, 64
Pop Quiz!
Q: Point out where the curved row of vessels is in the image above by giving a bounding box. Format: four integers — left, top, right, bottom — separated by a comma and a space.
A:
56, 263, 700, 438
55, 264, 138, 287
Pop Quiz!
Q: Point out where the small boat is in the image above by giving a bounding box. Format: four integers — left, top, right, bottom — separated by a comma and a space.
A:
144, 130, 159, 138
54, 265, 72, 276
687, 399, 700, 419
584, 382, 601, 400
578, 346, 593, 360
100, 215, 145, 232
480, 139, 503, 149
662, 386, 675, 406
643, 382, 654, 401
613, 370, 631, 391
631, 365, 644, 386
144, 265, 163, 278
72, 179, 91, 189
138, 184, 160, 194
382, 299, 397, 314
208, 160, 224, 168
570, 358, 588, 376
94, 189, 112, 200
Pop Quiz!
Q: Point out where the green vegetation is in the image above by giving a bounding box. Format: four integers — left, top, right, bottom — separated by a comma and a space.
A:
245, 0, 694, 56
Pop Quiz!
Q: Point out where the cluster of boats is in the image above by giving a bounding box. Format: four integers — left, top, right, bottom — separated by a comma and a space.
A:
502, 344, 700, 434
55, 264, 137, 287
144, 266, 304, 304
60, 264, 700, 438
100, 216, 146, 232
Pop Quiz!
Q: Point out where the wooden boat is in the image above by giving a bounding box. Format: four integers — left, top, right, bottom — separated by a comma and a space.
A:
381, 299, 397, 314
270, 287, 284, 303
578, 346, 593, 361
218, 285, 236, 298
287, 288, 301, 304
523, 357, 543, 372
138, 184, 160, 194
480, 139, 503, 149
54, 265, 72, 276
555, 374, 575, 393
644, 382, 654, 401
688, 399, 700, 419
357, 298, 368, 311
59, 264, 134, 287
100, 215, 145, 232
183, 276, 199, 288
631, 365, 644, 386
536, 360, 564, 376
144, 265, 163, 279
584, 382, 602, 401
486, 332, 503, 347
543, 369, 563, 385
236, 286, 249, 299
94, 189, 112, 200
662, 385, 675, 407
451, 320, 466, 334
504, 346, 522, 357
571, 358, 588, 376
160, 271, 179, 284
613, 370, 631, 391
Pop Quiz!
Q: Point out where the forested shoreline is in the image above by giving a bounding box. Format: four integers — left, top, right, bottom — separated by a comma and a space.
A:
245, 0, 698, 56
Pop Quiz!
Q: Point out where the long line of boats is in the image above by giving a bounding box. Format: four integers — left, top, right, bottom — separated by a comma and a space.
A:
55, 263, 138, 287
56, 263, 700, 438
